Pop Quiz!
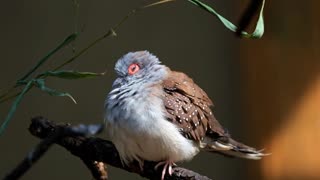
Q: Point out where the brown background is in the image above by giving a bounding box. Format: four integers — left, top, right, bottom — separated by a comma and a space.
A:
0, 1, 319, 180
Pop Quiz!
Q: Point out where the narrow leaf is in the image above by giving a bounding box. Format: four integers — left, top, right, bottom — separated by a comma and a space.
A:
18, 33, 78, 82
34, 79, 77, 104
41, 70, 105, 79
142, 0, 175, 8
251, 0, 265, 39
0, 81, 34, 135
187, 0, 265, 38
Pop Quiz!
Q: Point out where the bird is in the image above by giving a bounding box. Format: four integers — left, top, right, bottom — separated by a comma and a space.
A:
104, 51, 267, 180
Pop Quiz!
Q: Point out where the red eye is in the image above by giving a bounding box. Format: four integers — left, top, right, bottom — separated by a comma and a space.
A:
128, 63, 140, 75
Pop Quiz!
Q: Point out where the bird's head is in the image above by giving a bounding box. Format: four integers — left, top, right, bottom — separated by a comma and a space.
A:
112, 51, 168, 88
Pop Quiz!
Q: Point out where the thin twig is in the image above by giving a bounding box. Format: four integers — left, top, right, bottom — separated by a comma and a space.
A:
52, 0, 175, 71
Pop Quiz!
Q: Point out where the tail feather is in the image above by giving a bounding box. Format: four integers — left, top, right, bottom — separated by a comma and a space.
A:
201, 137, 269, 160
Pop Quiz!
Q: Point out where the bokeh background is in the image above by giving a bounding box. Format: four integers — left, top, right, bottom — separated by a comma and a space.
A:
1, 0, 319, 180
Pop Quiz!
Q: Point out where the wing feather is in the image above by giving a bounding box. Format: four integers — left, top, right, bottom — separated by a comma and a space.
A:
162, 71, 226, 141
161, 71, 267, 160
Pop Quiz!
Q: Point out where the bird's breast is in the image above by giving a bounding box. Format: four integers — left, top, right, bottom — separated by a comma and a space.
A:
105, 86, 199, 164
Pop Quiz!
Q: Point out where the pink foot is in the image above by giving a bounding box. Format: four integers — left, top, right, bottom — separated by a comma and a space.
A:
154, 160, 176, 180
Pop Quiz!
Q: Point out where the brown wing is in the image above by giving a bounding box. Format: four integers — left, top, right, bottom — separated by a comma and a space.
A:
162, 71, 227, 142
162, 71, 268, 160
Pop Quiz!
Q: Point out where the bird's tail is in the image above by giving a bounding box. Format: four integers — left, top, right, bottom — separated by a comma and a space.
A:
201, 136, 269, 160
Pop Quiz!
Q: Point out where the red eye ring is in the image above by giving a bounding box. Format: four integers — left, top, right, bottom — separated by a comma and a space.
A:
128, 63, 140, 75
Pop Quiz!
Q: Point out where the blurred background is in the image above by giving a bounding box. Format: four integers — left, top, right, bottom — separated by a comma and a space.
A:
0, 0, 319, 180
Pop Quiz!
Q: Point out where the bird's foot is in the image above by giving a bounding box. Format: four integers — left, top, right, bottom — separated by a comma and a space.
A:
154, 160, 176, 180
138, 161, 144, 171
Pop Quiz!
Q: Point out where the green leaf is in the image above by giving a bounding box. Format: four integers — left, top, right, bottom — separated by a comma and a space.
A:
187, 0, 265, 39
250, 1, 265, 39
34, 79, 77, 104
18, 33, 78, 82
41, 70, 105, 79
0, 78, 77, 135
0, 81, 34, 135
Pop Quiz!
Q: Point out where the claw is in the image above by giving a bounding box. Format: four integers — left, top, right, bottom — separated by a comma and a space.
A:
154, 161, 166, 170
168, 164, 173, 175
154, 160, 175, 180
139, 161, 144, 171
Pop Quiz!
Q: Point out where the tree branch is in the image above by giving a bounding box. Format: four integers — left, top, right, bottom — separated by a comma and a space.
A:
4, 117, 212, 180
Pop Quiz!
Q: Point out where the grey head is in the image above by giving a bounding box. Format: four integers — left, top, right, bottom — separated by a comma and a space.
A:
112, 51, 168, 89
105, 51, 168, 124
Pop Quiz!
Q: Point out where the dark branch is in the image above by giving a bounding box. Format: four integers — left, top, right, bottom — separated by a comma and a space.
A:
4, 117, 212, 180
3, 116, 104, 180
3, 125, 63, 180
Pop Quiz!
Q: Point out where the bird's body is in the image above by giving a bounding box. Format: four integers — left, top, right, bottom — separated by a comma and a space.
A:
105, 51, 266, 179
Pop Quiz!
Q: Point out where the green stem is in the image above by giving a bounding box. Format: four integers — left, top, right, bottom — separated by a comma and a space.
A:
52, 30, 115, 71
0, 92, 20, 104
52, 0, 175, 71
18, 33, 77, 82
